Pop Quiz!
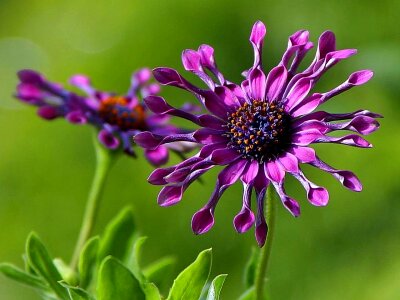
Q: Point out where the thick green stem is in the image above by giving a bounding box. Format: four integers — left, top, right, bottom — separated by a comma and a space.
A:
70, 139, 115, 270
254, 185, 277, 300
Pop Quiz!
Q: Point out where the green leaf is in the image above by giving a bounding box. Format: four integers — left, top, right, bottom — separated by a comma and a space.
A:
206, 274, 227, 300
97, 256, 145, 300
0, 263, 48, 291
244, 247, 260, 288
238, 287, 255, 300
143, 256, 176, 292
167, 249, 212, 300
126, 236, 147, 283
78, 236, 99, 288
59, 281, 93, 300
26, 233, 69, 300
23, 254, 38, 275
98, 207, 136, 263
143, 282, 162, 300
53, 259, 78, 286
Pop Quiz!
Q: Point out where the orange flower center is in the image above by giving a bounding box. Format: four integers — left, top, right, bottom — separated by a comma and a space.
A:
98, 96, 147, 131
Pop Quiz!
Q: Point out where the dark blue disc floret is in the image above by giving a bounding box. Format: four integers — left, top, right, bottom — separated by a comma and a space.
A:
226, 100, 292, 163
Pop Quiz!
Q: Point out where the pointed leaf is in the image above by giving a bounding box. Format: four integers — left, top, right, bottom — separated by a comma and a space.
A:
78, 236, 99, 288
98, 207, 136, 263
238, 287, 255, 300
206, 274, 227, 300
143, 282, 162, 300
59, 281, 93, 300
26, 233, 69, 299
143, 256, 176, 292
23, 254, 38, 275
0, 263, 49, 291
167, 249, 212, 300
97, 256, 145, 300
126, 236, 147, 283
244, 247, 260, 288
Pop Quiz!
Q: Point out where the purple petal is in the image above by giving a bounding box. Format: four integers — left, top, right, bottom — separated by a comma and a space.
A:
144, 96, 200, 125
202, 90, 232, 119
182, 49, 202, 71
234, 206, 255, 233
348, 70, 374, 85
193, 128, 227, 144
324, 49, 357, 68
144, 146, 169, 167
152, 67, 202, 99
192, 208, 214, 234
214, 86, 241, 110
278, 152, 299, 173
265, 160, 285, 183
37, 106, 59, 120
344, 116, 379, 135
309, 158, 362, 192
241, 160, 260, 184
66, 111, 87, 124
198, 44, 215, 68
272, 182, 301, 217
316, 134, 372, 148
253, 165, 269, 193
285, 77, 313, 109
153, 67, 184, 86
241, 79, 252, 102
17, 83, 42, 101
198, 114, 225, 130
18, 70, 44, 85
281, 30, 313, 73
335, 170, 363, 192
310, 116, 380, 135
255, 190, 268, 247
249, 68, 267, 101
315, 31, 336, 61
290, 146, 316, 163
293, 171, 329, 206
265, 65, 288, 101
198, 44, 225, 84
182, 49, 215, 89
292, 129, 323, 146
249, 21, 267, 69
255, 222, 268, 247
98, 129, 120, 150
290, 93, 323, 117
210, 148, 241, 165
132, 68, 151, 85
141, 83, 160, 97
134, 131, 196, 150
69, 74, 95, 95
158, 186, 184, 206
234, 181, 255, 233
148, 167, 177, 185
217, 159, 247, 188
225, 83, 247, 105
321, 70, 374, 103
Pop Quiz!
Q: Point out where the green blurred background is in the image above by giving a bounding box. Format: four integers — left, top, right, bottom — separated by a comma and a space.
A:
1, 0, 399, 299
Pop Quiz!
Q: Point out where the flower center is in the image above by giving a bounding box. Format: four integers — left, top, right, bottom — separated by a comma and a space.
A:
226, 100, 292, 163
99, 96, 147, 131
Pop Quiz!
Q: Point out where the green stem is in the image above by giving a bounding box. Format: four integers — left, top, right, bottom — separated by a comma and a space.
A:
254, 185, 277, 300
70, 138, 115, 270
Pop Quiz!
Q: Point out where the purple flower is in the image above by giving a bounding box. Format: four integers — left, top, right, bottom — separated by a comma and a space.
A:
16, 68, 196, 166
135, 21, 381, 246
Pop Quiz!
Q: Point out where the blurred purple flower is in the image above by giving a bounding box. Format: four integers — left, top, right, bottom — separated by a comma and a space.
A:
16, 68, 196, 166
135, 21, 381, 246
